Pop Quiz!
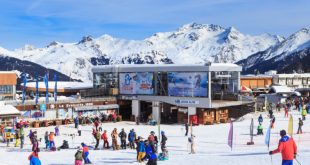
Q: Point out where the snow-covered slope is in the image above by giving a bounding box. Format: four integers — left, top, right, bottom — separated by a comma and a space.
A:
238, 28, 310, 74
1, 23, 284, 82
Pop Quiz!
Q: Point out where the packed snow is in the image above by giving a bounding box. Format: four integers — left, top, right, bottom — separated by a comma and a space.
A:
0, 110, 309, 165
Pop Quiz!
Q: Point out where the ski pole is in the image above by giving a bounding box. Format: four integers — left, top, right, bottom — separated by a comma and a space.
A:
295, 158, 301, 165
270, 155, 273, 165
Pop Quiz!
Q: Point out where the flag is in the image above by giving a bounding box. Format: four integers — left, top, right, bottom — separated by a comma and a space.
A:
35, 73, 38, 105
228, 121, 233, 150
54, 74, 57, 102
250, 118, 254, 143
265, 125, 271, 149
288, 114, 293, 137
44, 73, 49, 103
22, 74, 27, 105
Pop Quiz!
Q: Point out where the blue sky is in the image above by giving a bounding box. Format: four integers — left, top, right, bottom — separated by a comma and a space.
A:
0, 0, 309, 50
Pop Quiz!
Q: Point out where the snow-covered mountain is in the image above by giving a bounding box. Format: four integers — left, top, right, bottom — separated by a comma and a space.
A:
0, 23, 287, 82
237, 28, 310, 74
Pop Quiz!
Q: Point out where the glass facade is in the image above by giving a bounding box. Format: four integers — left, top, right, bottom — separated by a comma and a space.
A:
93, 70, 240, 100
211, 71, 239, 100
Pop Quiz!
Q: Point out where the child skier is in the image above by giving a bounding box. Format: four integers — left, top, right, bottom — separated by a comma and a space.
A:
258, 114, 263, 124
49, 132, 55, 150
297, 118, 303, 134
81, 143, 92, 164
74, 147, 83, 165
257, 123, 263, 135
160, 131, 167, 152
44, 131, 50, 149
137, 138, 146, 163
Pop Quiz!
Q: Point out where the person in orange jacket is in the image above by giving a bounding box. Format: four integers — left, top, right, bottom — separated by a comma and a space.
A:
269, 130, 297, 165
49, 132, 55, 149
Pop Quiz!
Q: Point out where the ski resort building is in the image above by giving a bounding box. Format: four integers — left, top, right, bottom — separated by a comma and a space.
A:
0, 71, 17, 101
91, 64, 254, 124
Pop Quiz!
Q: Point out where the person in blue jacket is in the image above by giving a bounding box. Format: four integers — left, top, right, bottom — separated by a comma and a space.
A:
145, 141, 157, 165
28, 150, 41, 165
137, 138, 146, 163
258, 114, 263, 124
128, 129, 136, 149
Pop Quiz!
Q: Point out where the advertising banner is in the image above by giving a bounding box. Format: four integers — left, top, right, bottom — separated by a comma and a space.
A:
168, 72, 208, 97
119, 72, 154, 95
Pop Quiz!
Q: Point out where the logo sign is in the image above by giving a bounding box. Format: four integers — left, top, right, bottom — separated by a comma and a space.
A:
40, 104, 46, 112
175, 99, 199, 105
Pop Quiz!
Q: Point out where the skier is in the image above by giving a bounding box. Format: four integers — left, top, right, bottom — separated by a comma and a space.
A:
269, 109, 273, 119
258, 114, 263, 124
101, 130, 109, 149
185, 123, 189, 136
297, 118, 303, 134
28, 150, 41, 165
148, 131, 158, 149
190, 134, 196, 154
59, 140, 69, 149
269, 130, 297, 165
111, 128, 118, 150
94, 119, 99, 131
15, 129, 20, 147
137, 138, 146, 163
20, 126, 25, 149
74, 117, 79, 129
81, 143, 92, 164
158, 146, 169, 161
119, 128, 127, 149
284, 106, 289, 118
145, 140, 157, 165
94, 130, 101, 150
5, 128, 11, 147
55, 126, 59, 136
160, 131, 167, 152
128, 129, 136, 149
271, 117, 276, 129
301, 107, 307, 120
44, 131, 50, 149
74, 147, 83, 165
49, 132, 55, 151
257, 123, 264, 135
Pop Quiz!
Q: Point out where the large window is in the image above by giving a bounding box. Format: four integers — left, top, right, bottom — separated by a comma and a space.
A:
211, 71, 239, 100
167, 72, 208, 97
0, 85, 13, 94
119, 72, 154, 95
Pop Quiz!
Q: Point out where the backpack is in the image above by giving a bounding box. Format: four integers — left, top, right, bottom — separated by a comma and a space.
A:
188, 137, 192, 143
75, 151, 83, 160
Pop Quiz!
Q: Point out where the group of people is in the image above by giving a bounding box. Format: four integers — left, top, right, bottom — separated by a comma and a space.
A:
74, 128, 168, 165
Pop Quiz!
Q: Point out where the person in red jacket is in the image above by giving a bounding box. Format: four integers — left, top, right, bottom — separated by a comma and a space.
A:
101, 130, 109, 149
269, 130, 297, 165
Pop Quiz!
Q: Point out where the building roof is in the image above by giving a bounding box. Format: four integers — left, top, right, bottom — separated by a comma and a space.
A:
92, 63, 242, 73
269, 85, 293, 94
241, 74, 273, 79
275, 73, 310, 78
0, 104, 21, 117
21, 81, 93, 91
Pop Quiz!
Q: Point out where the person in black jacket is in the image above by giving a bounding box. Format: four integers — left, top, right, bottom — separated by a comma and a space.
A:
119, 128, 127, 149
185, 123, 189, 136
160, 131, 167, 152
